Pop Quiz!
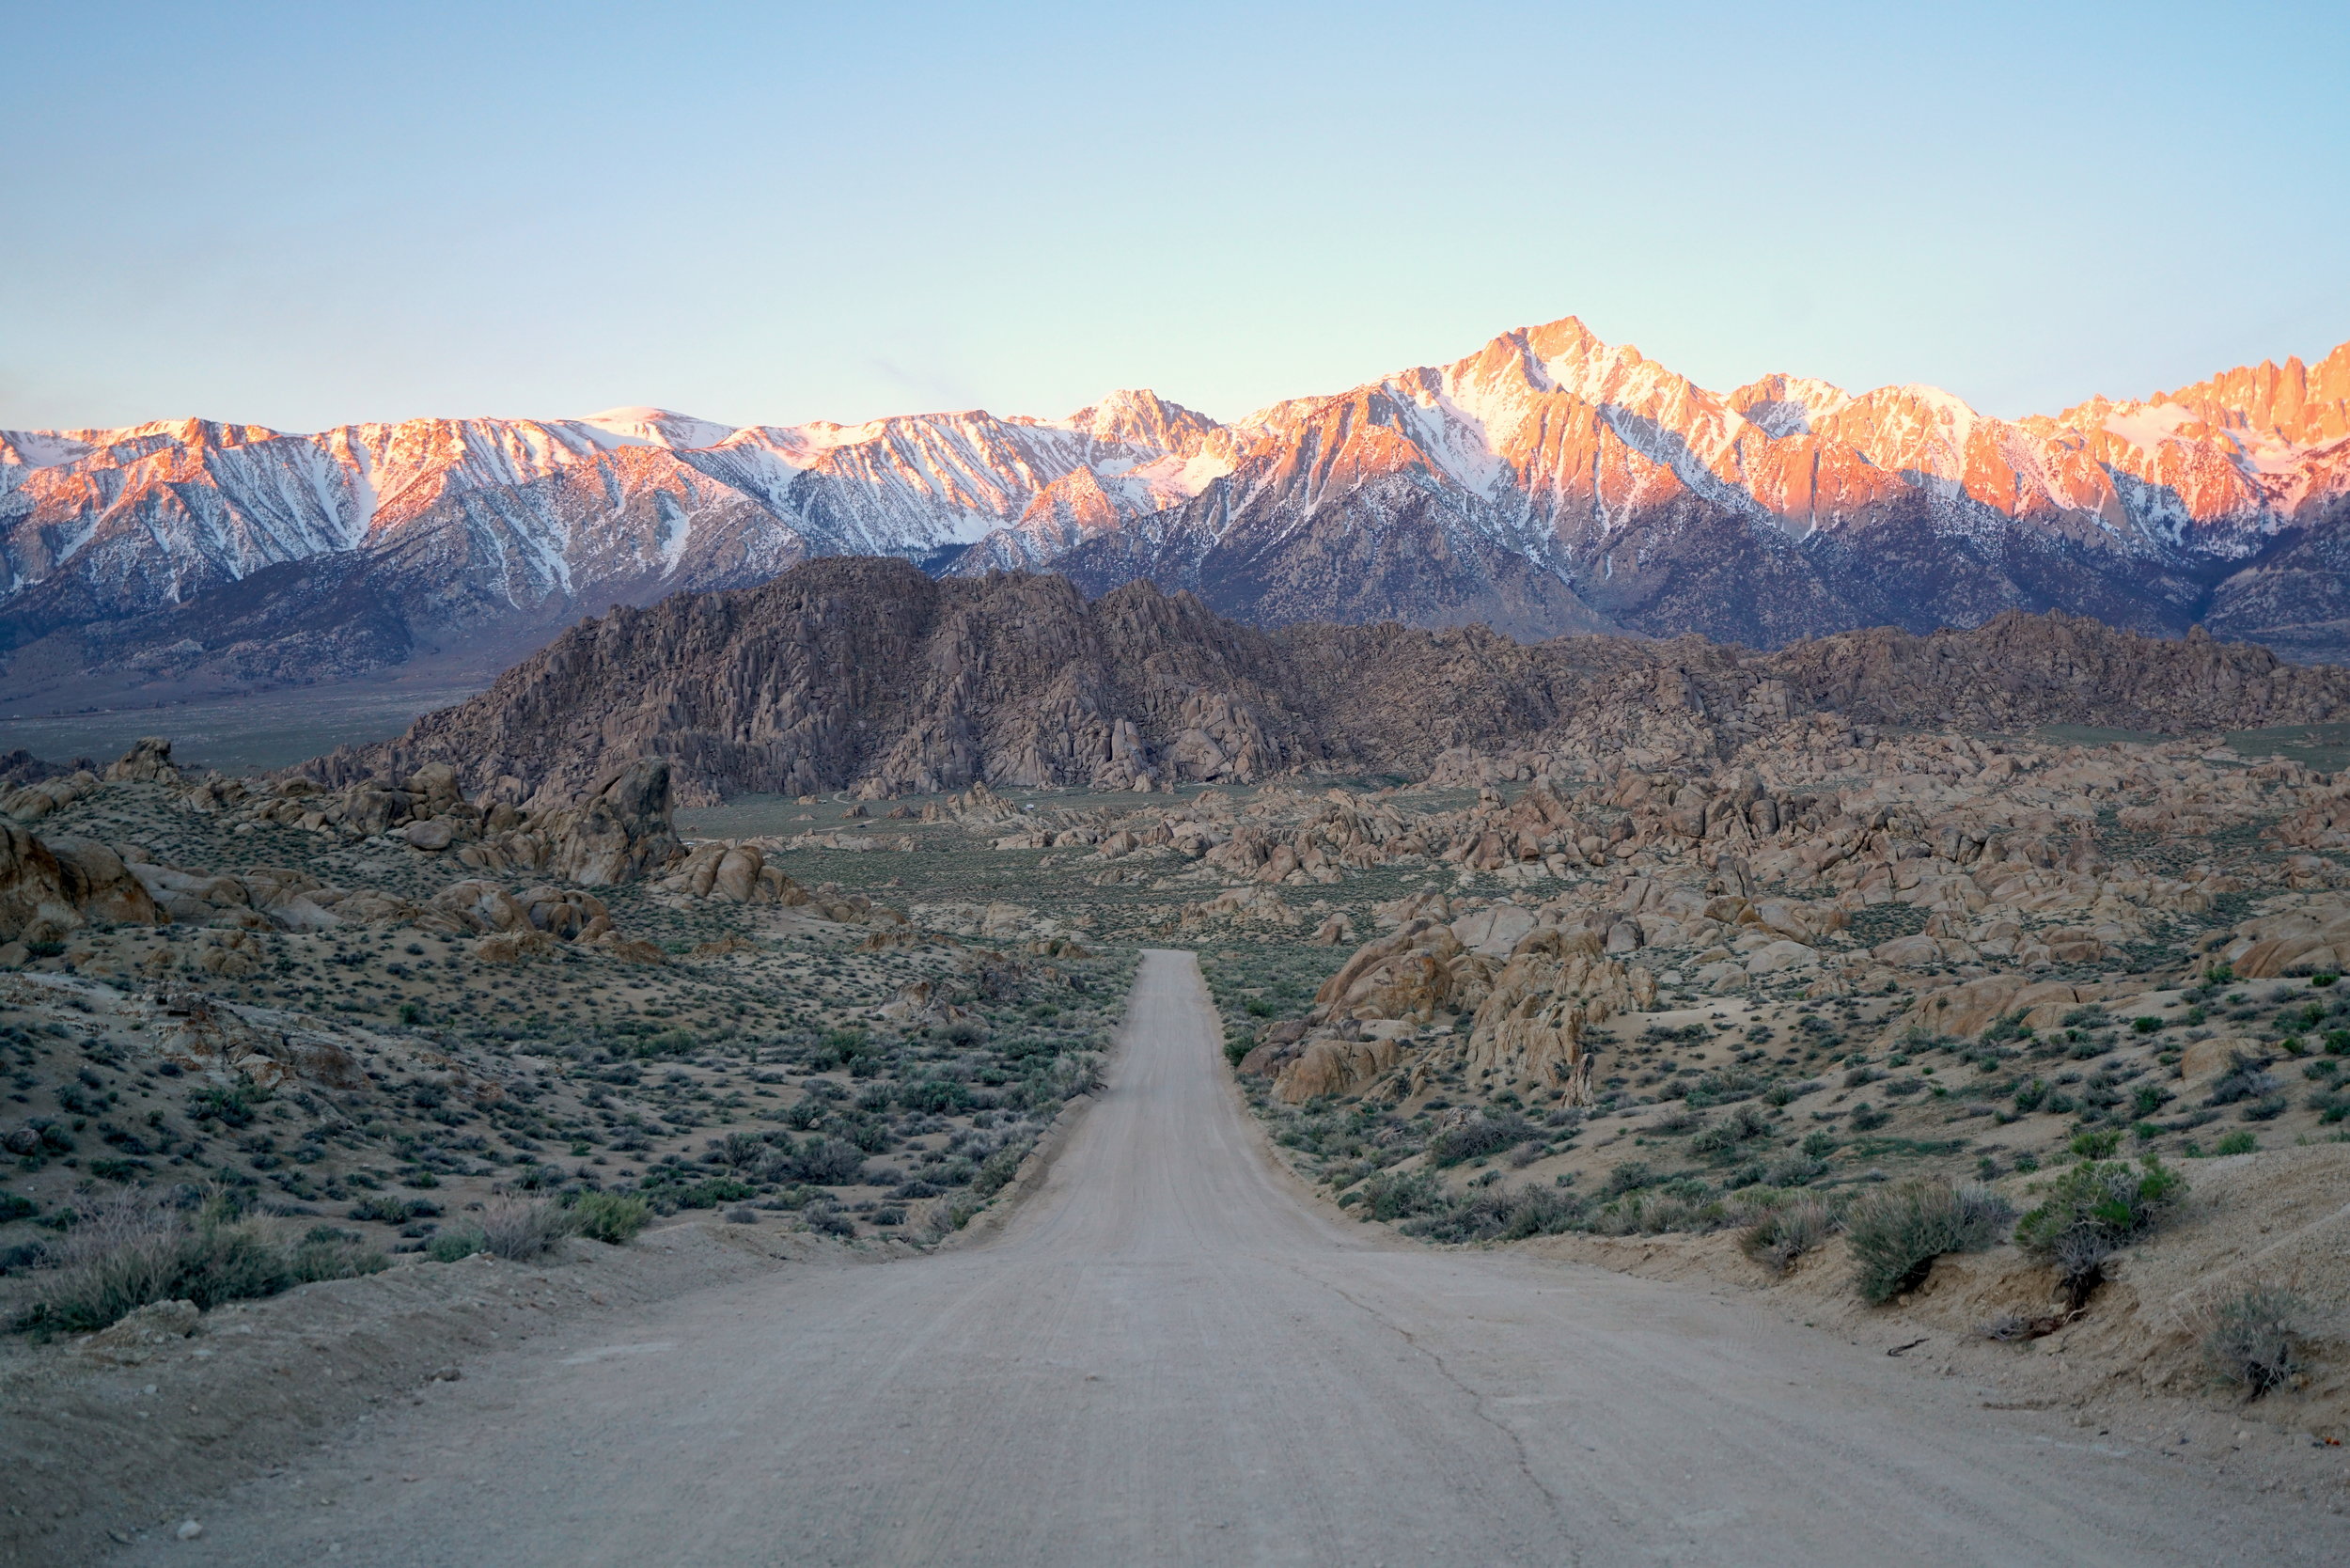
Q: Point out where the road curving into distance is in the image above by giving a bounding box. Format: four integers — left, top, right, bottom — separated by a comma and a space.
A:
117, 950, 2348, 1566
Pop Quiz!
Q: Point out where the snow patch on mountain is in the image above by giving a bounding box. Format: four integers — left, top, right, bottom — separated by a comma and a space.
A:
578, 408, 740, 450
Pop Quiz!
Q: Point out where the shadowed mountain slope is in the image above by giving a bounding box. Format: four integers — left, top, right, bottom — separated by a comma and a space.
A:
309, 557, 2350, 807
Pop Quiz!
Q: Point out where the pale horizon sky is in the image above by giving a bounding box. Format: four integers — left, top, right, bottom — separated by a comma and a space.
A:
4, 1, 2346, 434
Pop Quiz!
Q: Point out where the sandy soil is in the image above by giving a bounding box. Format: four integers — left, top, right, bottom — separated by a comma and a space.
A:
59, 952, 2350, 1564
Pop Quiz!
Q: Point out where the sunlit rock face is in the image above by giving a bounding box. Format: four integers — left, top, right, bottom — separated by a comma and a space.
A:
6, 319, 2350, 700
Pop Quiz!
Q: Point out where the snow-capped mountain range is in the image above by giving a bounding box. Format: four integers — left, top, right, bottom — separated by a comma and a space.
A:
5, 315, 2348, 708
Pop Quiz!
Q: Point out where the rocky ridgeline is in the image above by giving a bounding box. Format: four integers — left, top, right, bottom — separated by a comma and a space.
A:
192, 754, 682, 886
0, 741, 908, 967
13, 318, 2350, 720
303, 559, 2350, 808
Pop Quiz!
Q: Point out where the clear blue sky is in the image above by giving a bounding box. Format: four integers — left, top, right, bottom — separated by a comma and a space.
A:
5, 1, 2345, 433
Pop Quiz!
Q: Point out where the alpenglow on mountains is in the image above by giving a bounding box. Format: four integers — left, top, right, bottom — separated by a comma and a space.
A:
4, 316, 2348, 708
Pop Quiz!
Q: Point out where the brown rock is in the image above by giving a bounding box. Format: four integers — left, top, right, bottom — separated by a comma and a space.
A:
40, 836, 160, 927
104, 737, 180, 785
1465, 926, 1642, 1099
543, 759, 684, 886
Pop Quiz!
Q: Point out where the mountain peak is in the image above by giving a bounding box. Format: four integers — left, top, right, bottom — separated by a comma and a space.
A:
1062, 388, 1221, 455
577, 407, 738, 450
11, 314, 2350, 716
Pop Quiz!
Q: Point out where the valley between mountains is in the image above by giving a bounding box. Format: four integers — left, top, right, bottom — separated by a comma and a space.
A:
2, 557, 2350, 1560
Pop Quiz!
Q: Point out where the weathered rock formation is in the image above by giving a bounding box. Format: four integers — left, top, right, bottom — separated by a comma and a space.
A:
1243, 908, 1653, 1104
0, 821, 160, 945
103, 736, 180, 785
307, 558, 2350, 807
180, 754, 687, 888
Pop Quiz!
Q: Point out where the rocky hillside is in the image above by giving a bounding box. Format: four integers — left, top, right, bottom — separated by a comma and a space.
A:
8, 319, 2350, 712
0, 393, 1219, 708
1014, 318, 2350, 658
307, 557, 2350, 808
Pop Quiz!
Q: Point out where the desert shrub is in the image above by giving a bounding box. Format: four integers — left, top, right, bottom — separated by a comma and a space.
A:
349, 1195, 441, 1224
289, 1230, 388, 1284
1761, 1152, 1826, 1187
2013, 1155, 2185, 1308
810, 1029, 871, 1070
2201, 1285, 2303, 1397
669, 1176, 756, 1210
630, 1027, 699, 1058
708, 1131, 769, 1169
1741, 1198, 1835, 1275
2205, 1051, 2280, 1107
9, 1187, 364, 1334
1428, 1110, 1536, 1167
899, 1076, 974, 1115
2068, 1128, 2122, 1160
801, 1200, 855, 1238
186, 1081, 263, 1128
427, 1228, 486, 1262
2213, 1129, 2259, 1155
1846, 1181, 2013, 1305
1634, 1191, 1729, 1233
1981, 1011, 2034, 1046
970, 1141, 1032, 1199
478, 1199, 572, 1261
172, 1220, 288, 1309
1401, 1181, 1586, 1244
791, 1137, 870, 1186
570, 1191, 650, 1245
0, 1192, 37, 1224
1357, 1168, 1448, 1221
1690, 1103, 1772, 1154
1494, 1184, 1587, 1239
1600, 1160, 1655, 1199
1848, 1102, 1889, 1132
13, 1193, 188, 1333
1021, 1052, 1101, 1107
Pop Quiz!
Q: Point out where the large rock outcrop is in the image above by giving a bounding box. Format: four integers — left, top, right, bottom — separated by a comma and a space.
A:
306, 559, 2350, 806
103, 737, 181, 785
538, 760, 683, 886
1245, 910, 1651, 1104
0, 823, 161, 944
1464, 926, 1649, 1096
185, 756, 687, 888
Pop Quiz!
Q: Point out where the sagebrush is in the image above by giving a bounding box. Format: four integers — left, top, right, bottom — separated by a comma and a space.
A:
1845, 1181, 2013, 1305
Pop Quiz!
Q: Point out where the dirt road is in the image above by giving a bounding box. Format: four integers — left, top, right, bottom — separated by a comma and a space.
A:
118, 950, 2346, 1565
